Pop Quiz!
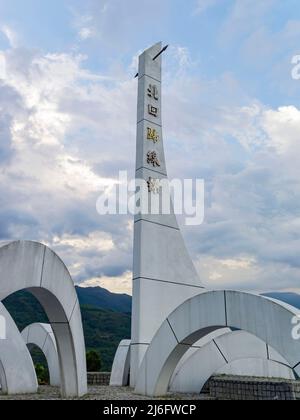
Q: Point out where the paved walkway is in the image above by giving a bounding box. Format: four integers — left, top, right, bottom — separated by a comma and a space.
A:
0, 386, 212, 400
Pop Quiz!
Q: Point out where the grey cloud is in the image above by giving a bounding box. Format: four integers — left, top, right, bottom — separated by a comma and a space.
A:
1, 36, 300, 294
0, 82, 25, 163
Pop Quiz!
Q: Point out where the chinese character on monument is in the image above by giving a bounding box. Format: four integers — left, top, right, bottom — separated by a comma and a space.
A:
147, 84, 159, 101
147, 127, 159, 143
147, 151, 161, 168
147, 177, 160, 194
148, 104, 158, 118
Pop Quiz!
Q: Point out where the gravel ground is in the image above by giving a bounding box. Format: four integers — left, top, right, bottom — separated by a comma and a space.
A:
0, 386, 213, 400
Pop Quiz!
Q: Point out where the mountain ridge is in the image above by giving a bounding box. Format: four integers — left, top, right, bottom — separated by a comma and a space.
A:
262, 292, 300, 310
3, 286, 132, 371
75, 285, 132, 313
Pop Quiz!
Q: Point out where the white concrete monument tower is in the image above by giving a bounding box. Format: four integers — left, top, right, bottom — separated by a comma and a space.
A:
111, 43, 300, 396
131, 43, 204, 386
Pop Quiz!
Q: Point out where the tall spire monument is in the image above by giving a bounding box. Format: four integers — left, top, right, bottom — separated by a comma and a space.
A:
110, 43, 300, 397
131, 43, 204, 386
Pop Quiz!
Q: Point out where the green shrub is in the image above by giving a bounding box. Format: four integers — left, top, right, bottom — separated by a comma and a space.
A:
35, 363, 49, 385
86, 350, 102, 372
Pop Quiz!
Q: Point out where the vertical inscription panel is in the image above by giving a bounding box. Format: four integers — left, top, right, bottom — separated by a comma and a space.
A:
137, 75, 162, 126
136, 47, 166, 175
135, 121, 167, 175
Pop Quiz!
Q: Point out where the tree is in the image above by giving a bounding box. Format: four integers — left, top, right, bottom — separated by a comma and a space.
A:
86, 350, 102, 372
35, 363, 49, 385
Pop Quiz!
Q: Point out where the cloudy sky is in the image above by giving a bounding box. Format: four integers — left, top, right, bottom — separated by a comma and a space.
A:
0, 0, 300, 295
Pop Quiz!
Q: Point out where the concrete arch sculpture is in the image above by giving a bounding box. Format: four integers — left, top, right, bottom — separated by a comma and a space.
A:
135, 291, 300, 397
110, 340, 131, 387
22, 323, 60, 387
114, 329, 295, 392
0, 302, 38, 394
0, 241, 87, 397
169, 329, 295, 394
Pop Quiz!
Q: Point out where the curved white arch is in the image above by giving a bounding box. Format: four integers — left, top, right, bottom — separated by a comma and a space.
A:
170, 330, 295, 394
110, 340, 131, 387
22, 323, 60, 387
0, 241, 87, 397
0, 302, 38, 394
0, 359, 7, 394
135, 290, 300, 396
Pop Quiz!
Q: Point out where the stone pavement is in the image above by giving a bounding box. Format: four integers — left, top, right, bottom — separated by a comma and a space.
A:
0, 386, 213, 400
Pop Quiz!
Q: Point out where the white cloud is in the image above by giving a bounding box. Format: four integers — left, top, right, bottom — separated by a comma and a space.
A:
174, 46, 192, 69
0, 53, 6, 79
52, 231, 114, 253
0, 50, 131, 197
262, 106, 300, 154
0, 25, 18, 48
0, 46, 136, 293
1, 28, 300, 296
71, 4, 107, 42
194, 0, 218, 15
79, 27, 96, 40
196, 254, 300, 293
80, 271, 132, 295
220, 257, 255, 270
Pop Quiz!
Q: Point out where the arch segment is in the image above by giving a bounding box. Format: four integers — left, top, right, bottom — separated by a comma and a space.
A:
22, 323, 60, 387
0, 302, 38, 394
135, 290, 300, 396
0, 241, 87, 397
170, 329, 295, 393
110, 340, 131, 387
